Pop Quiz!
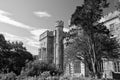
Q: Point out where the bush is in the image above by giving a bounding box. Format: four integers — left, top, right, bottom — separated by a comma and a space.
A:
60, 75, 71, 80
0, 72, 16, 80
20, 60, 63, 77
59, 75, 114, 80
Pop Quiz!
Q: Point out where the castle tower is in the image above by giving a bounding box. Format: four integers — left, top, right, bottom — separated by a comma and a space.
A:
54, 20, 64, 70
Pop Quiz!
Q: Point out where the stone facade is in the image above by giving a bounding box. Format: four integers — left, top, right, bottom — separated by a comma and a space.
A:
102, 59, 120, 79
65, 60, 85, 77
100, 11, 120, 41
39, 30, 54, 63
39, 20, 65, 70
100, 10, 120, 79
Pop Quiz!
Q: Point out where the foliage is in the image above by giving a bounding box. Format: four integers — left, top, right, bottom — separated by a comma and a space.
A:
0, 34, 33, 75
0, 72, 16, 80
66, 0, 120, 78
60, 75, 115, 80
20, 60, 63, 77
60, 75, 71, 80
16, 75, 60, 80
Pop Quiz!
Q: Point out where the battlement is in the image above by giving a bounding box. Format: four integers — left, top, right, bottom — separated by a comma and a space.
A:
55, 20, 64, 27
39, 30, 53, 41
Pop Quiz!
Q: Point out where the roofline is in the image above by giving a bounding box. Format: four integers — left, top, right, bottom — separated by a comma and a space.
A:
101, 16, 119, 24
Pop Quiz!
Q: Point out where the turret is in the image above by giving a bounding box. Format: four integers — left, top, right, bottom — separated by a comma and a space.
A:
54, 20, 64, 70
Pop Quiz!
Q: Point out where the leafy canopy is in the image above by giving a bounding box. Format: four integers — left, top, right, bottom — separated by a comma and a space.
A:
0, 34, 33, 75
66, 0, 120, 78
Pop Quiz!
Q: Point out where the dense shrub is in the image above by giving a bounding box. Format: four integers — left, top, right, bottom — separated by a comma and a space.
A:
20, 60, 63, 77
0, 72, 16, 80
59, 75, 116, 80
60, 75, 71, 80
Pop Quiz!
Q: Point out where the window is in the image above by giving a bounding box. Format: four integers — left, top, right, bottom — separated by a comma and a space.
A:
114, 61, 120, 72
68, 64, 71, 74
39, 49, 41, 59
41, 43, 43, 47
100, 61, 103, 72
109, 23, 114, 32
109, 23, 115, 36
42, 48, 47, 59
44, 42, 46, 46
74, 61, 81, 73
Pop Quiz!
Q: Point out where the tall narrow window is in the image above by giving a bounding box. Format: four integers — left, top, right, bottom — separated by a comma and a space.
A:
110, 23, 114, 32
68, 64, 71, 74
74, 61, 81, 73
39, 49, 41, 59
114, 62, 117, 72
100, 61, 103, 72
118, 62, 120, 72
109, 23, 115, 36
114, 61, 120, 72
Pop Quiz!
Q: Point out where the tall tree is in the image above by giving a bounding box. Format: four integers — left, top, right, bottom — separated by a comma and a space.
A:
66, 0, 120, 78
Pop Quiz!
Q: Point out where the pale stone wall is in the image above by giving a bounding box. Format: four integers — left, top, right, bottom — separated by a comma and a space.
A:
39, 30, 54, 63
103, 60, 114, 79
65, 61, 85, 77
81, 62, 85, 76
39, 37, 47, 62
39, 21, 65, 69
47, 35, 54, 63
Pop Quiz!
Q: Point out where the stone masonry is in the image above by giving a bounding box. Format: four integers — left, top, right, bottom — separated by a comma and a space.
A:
39, 20, 65, 70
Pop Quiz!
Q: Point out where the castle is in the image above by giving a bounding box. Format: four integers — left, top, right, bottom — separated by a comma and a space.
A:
39, 20, 65, 70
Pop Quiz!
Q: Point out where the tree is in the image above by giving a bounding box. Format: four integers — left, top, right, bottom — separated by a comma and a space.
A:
66, 0, 120, 78
0, 34, 33, 75
6, 41, 33, 75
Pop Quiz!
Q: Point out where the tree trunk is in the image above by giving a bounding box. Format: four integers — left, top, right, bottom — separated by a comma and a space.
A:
93, 45, 96, 74
86, 33, 98, 78
91, 59, 96, 77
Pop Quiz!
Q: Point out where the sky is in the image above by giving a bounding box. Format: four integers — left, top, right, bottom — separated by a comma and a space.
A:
0, 0, 118, 55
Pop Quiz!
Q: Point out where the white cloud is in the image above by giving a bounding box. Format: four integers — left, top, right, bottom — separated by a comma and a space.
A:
0, 32, 39, 48
0, 32, 23, 41
30, 29, 48, 40
26, 38, 39, 48
34, 11, 51, 18
0, 10, 35, 30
